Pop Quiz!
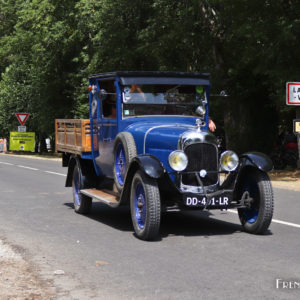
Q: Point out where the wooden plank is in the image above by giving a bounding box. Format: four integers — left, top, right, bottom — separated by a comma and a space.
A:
81, 189, 120, 206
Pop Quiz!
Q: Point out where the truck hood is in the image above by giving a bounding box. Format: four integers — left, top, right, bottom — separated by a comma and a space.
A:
126, 122, 195, 154
125, 120, 217, 173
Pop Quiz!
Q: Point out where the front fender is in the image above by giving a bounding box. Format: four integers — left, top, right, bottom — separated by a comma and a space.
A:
130, 155, 165, 179
119, 155, 165, 204
221, 152, 273, 190
240, 152, 273, 172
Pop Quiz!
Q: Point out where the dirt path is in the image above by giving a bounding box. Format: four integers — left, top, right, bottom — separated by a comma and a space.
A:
0, 239, 56, 299
269, 169, 300, 191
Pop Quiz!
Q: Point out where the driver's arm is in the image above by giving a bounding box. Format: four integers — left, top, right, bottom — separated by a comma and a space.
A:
209, 118, 216, 132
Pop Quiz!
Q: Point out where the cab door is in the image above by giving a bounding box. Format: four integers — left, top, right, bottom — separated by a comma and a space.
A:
95, 79, 118, 178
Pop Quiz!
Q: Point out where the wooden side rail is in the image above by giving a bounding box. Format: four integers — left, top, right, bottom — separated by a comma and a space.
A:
55, 119, 92, 154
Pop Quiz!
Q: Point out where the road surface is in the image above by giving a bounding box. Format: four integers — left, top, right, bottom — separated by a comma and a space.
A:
0, 154, 299, 299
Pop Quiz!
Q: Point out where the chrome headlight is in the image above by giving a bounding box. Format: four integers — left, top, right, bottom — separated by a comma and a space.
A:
220, 151, 239, 171
168, 150, 188, 172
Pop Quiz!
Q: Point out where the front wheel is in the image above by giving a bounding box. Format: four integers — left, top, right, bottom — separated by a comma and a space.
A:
237, 170, 274, 234
130, 171, 161, 240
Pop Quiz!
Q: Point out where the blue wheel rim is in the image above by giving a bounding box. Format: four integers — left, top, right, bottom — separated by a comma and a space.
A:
134, 183, 146, 229
115, 144, 126, 186
240, 180, 259, 224
74, 169, 81, 206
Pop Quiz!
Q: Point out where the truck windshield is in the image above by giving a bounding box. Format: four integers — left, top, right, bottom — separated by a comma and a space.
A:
122, 84, 207, 117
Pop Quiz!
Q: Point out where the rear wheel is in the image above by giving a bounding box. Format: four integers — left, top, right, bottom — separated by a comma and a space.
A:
237, 170, 273, 234
72, 163, 92, 214
130, 171, 161, 240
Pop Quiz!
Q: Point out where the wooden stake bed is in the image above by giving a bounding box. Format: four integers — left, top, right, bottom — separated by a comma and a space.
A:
55, 119, 93, 154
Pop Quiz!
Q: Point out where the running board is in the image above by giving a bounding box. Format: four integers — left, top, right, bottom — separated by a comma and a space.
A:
80, 189, 120, 208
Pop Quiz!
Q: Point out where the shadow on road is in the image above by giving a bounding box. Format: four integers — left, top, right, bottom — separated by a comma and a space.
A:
160, 211, 242, 238
64, 202, 133, 232
64, 202, 249, 239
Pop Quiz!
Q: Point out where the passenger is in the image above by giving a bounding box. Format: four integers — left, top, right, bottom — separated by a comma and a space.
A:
130, 84, 146, 101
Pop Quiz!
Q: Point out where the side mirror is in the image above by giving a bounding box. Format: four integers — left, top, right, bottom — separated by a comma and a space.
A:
210, 90, 229, 98
220, 90, 229, 97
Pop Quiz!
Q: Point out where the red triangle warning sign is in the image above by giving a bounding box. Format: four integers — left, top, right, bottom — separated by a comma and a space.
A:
15, 113, 29, 125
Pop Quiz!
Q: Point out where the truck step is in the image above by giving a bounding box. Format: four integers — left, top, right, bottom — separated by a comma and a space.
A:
80, 189, 120, 207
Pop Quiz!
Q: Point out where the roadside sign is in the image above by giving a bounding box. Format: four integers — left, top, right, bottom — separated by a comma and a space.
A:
9, 132, 35, 151
18, 126, 27, 132
15, 113, 29, 125
286, 82, 300, 105
294, 119, 300, 133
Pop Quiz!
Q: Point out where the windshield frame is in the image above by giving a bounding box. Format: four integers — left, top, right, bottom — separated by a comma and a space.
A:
121, 84, 208, 119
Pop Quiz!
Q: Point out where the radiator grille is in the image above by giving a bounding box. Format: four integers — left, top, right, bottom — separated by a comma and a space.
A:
182, 143, 218, 186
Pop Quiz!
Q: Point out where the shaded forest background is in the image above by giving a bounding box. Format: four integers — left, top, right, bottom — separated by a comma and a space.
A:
0, 0, 299, 154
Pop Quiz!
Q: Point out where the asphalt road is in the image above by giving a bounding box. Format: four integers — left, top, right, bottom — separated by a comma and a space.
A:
0, 154, 299, 300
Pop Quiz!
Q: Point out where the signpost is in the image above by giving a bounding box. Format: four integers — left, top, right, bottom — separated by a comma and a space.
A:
15, 113, 30, 126
294, 120, 300, 134
286, 83, 300, 167
9, 132, 35, 152
286, 82, 300, 106
18, 126, 27, 132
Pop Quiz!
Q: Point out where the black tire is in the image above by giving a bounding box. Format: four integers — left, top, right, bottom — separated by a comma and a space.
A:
237, 170, 274, 234
130, 170, 161, 240
72, 163, 92, 214
113, 132, 137, 192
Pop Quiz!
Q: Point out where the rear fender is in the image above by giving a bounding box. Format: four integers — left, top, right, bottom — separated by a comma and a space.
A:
65, 155, 79, 187
65, 156, 97, 187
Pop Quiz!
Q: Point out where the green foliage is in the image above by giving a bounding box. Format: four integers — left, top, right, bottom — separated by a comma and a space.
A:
0, 0, 299, 153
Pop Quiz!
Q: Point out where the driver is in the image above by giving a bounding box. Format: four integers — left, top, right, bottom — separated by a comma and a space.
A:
196, 86, 216, 132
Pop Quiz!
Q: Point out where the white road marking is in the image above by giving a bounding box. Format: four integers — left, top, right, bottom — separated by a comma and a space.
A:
271, 219, 300, 228
44, 171, 67, 177
17, 165, 39, 171
0, 162, 14, 165
227, 209, 300, 229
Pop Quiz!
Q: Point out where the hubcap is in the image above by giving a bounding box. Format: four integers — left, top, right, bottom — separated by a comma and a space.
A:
115, 144, 126, 186
134, 183, 146, 229
241, 180, 259, 224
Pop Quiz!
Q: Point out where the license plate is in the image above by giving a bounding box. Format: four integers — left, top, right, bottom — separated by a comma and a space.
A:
184, 195, 230, 207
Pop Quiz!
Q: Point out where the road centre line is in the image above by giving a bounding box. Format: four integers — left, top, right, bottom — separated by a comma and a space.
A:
17, 165, 39, 171
0, 162, 14, 165
44, 171, 67, 177
0, 161, 66, 177
227, 209, 300, 229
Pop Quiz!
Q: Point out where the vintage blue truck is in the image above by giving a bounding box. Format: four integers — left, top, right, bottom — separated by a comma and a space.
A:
55, 71, 274, 240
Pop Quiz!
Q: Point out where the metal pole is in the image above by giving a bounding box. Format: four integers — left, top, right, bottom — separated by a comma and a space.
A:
297, 108, 300, 168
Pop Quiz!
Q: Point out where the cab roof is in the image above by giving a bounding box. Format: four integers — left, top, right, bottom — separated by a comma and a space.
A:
89, 71, 210, 86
